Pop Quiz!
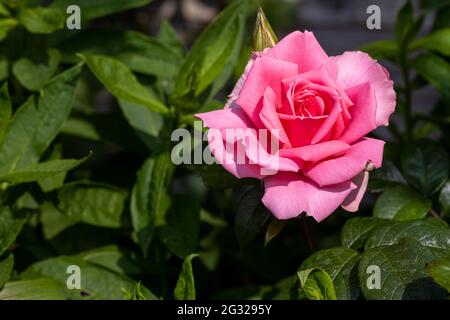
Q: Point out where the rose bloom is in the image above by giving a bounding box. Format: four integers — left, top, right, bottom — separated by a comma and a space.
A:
196, 31, 396, 222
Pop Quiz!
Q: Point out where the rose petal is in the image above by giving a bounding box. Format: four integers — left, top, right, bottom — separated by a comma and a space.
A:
281, 75, 339, 116
225, 52, 260, 109
196, 107, 254, 130
339, 82, 377, 143
266, 31, 329, 73
207, 129, 262, 179
262, 172, 356, 221
279, 140, 350, 162
236, 56, 298, 127
341, 170, 369, 212
260, 87, 291, 146
331, 51, 396, 126
329, 114, 346, 140
223, 127, 300, 174
311, 100, 342, 144
279, 113, 327, 147
304, 137, 384, 186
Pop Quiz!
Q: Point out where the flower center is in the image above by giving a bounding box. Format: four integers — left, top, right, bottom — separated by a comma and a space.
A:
293, 89, 325, 117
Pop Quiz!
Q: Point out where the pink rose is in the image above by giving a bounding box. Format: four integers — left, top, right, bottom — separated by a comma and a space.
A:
196, 31, 396, 222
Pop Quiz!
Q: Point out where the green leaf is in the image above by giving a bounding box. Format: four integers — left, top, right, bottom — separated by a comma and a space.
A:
235, 186, 271, 248
15, 192, 39, 210
12, 49, 61, 91
37, 144, 73, 192
67, 113, 150, 152
427, 257, 450, 292
373, 185, 431, 221
0, 64, 82, 177
131, 154, 173, 256
0, 207, 27, 255
0, 278, 68, 300
18, 7, 65, 34
46, 225, 118, 255
0, 82, 11, 146
424, 216, 449, 228
158, 21, 184, 58
0, 156, 88, 185
173, 0, 248, 104
401, 140, 449, 195
0, 254, 13, 288
253, 277, 292, 300
0, 2, 10, 16
20, 256, 157, 300
0, 58, 8, 81
413, 120, 441, 139
118, 100, 167, 152
179, 100, 223, 125
395, 0, 423, 46
75, 245, 144, 276
81, 54, 168, 114
60, 30, 181, 78
199, 209, 228, 228
299, 247, 360, 300
368, 160, 407, 191
61, 117, 101, 141
52, 0, 154, 22
341, 217, 390, 250
198, 228, 222, 272
213, 285, 270, 300
439, 181, 450, 217
0, 0, 23, 9
0, 18, 17, 41
359, 40, 398, 61
413, 53, 450, 100
158, 196, 200, 259
411, 28, 450, 56
40, 201, 77, 240
365, 220, 450, 257
359, 238, 446, 299
199, 163, 244, 189
297, 268, 337, 300
248, 285, 286, 300
433, 4, 450, 29
264, 219, 285, 247
174, 253, 199, 300
57, 182, 127, 228
122, 282, 148, 300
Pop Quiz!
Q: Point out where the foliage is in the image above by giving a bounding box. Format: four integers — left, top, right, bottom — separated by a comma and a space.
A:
0, 0, 449, 300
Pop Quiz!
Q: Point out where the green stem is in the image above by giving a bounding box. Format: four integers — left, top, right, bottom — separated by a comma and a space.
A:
414, 114, 450, 125
428, 208, 444, 220
298, 214, 315, 254
400, 50, 413, 141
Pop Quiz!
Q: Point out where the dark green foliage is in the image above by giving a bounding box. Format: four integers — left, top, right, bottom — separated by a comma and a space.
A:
0, 0, 449, 301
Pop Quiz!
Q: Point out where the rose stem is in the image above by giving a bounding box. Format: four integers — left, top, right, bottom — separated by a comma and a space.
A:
429, 208, 441, 219
298, 214, 315, 254
399, 47, 413, 141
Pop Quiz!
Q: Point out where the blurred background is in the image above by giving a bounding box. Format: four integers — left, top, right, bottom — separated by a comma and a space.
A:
89, 0, 439, 141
